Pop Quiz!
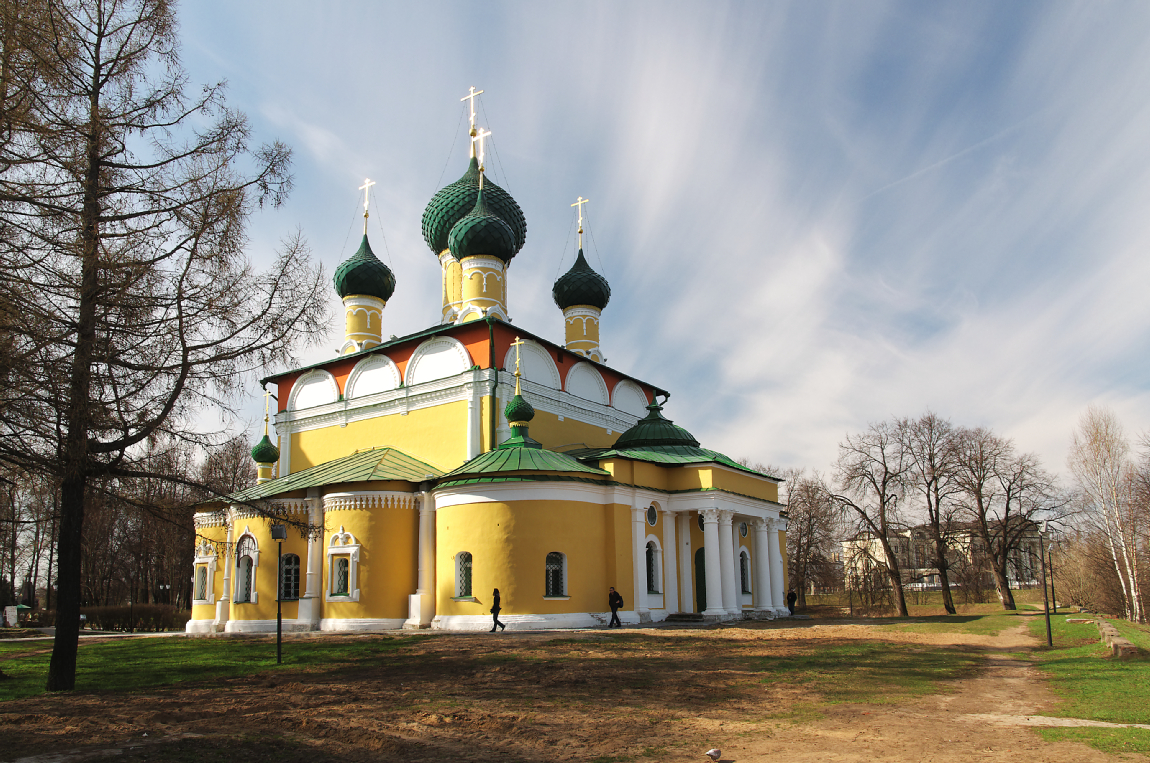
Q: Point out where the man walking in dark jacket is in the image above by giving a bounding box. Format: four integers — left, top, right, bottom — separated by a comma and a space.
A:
608, 587, 624, 628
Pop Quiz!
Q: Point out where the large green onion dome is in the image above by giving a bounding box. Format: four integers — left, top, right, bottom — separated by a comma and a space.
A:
333, 234, 396, 301
250, 434, 280, 465
447, 189, 517, 263
552, 249, 611, 310
613, 401, 700, 449
422, 156, 526, 256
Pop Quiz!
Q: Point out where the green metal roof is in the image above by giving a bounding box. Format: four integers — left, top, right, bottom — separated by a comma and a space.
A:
553, 249, 611, 310
436, 473, 608, 490
566, 444, 780, 481
441, 445, 609, 479
333, 234, 396, 301
226, 448, 444, 502
613, 402, 700, 449
422, 156, 526, 256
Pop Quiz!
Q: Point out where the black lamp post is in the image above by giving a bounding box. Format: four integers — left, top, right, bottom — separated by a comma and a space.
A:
1048, 542, 1057, 615
271, 524, 287, 664
1038, 521, 1052, 647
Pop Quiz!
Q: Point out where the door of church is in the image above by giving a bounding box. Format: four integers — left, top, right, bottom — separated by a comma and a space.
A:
694, 548, 706, 612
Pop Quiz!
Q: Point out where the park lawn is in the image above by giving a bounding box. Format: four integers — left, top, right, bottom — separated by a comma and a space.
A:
0, 634, 426, 702
875, 611, 1026, 637
1028, 614, 1150, 755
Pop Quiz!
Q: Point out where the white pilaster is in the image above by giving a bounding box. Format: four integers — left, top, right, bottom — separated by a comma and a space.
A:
717, 510, 738, 615
701, 509, 726, 617
213, 510, 235, 632
661, 510, 679, 613
631, 505, 650, 620
753, 518, 773, 612
678, 513, 694, 612
296, 490, 323, 628
407, 490, 437, 628
768, 517, 786, 609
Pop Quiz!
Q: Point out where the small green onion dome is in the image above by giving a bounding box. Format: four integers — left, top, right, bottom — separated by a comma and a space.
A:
333, 234, 396, 301
613, 401, 700, 449
552, 249, 611, 310
504, 393, 535, 424
447, 189, 517, 262
250, 434, 280, 465
422, 156, 526, 256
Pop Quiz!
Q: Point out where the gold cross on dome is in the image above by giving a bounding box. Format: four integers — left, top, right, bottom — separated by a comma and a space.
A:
510, 336, 526, 395
571, 196, 590, 249
472, 128, 491, 169
461, 86, 484, 132
359, 178, 375, 234
262, 389, 272, 433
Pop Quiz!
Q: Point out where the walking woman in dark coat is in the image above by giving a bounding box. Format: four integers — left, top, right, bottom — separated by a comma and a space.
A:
490, 588, 506, 632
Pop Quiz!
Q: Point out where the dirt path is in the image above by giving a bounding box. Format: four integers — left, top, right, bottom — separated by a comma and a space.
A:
1, 621, 1143, 763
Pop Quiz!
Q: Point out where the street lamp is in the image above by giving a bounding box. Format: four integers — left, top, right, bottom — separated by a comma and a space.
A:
271, 524, 287, 664
1047, 542, 1057, 615
1038, 521, 1052, 648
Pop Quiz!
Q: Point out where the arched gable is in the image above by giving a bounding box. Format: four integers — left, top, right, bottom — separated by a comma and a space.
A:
502, 339, 560, 390
406, 336, 471, 387
611, 379, 649, 417
288, 369, 339, 411
564, 361, 608, 405
346, 354, 401, 399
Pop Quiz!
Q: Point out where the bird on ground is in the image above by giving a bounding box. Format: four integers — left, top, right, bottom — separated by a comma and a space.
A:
704, 749, 721, 762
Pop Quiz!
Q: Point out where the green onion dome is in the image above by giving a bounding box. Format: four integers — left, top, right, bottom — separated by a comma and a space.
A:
422, 156, 526, 256
552, 249, 611, 310
613, 401, 700, 449
504, 393, 535, 425
447, 189, 517, 263
250, 434, 280, 465
333, 234, 396, 301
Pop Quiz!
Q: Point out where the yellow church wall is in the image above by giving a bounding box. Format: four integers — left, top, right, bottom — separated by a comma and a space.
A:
323, 506, 417, 621
435, 499, 631, 617
227, 519, 306, 622
290, 400, 469, 473
609, 503, 634, 605
709, 468, 780, 502
190, 523, 228, 622
668, 468, 709, 492
526, 408, 620, 452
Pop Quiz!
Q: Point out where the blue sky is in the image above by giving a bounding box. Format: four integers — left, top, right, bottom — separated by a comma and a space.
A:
180, 1, 1150, 475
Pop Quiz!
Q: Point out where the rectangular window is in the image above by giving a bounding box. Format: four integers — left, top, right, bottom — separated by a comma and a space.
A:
545, 552, 565, 597
334, 557, 350, 595
195, 566, 208, 601
457, 552, 473, 597
280, 554, 300, 600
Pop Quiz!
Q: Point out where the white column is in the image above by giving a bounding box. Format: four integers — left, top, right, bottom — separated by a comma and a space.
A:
701, 509, 726, 617
678, 513, 694, 612
753, 518, 773, 612
214, 509, 235, 632
768, 517, 786, 609
717, 510, 738, 615
732, 517, 743, 608
661, 510, 678, 614
297, 491, 323, 629
631, 505, 650, 621
416, 491, 436, 627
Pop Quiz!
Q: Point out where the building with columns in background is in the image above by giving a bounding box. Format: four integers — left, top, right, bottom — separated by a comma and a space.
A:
186, 92, 788, 633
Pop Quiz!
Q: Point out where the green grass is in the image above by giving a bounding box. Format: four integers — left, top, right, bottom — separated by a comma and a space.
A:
0, 634, 426, 702
754, 641, 982, 710
1028, 614, 1150, 754
875, 611, 1025, 637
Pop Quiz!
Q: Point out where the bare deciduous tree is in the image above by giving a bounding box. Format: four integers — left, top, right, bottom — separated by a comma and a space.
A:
0, 0, 328, 689
780, 468, 839, 607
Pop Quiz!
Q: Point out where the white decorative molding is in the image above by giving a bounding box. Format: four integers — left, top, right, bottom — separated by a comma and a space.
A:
346, 354, 401, 399
564, 361, 609, 405
230, 498, 310, 521
319, 618, 407, 631
289, 369, 340, 411
611, 379, 649, 417
193, 511, 226, 529
405, 336, 473, 387
502, 338, 561, 390
323, 491, 418, 511
192, 540, 218, 605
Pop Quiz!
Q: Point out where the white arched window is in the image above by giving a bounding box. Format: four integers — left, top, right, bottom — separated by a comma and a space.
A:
740, 548, 752, 594
645, 539, 663, 594
456, 551, 473, 598
234, 533, 259, 604
544, 552, 567, 597
325, 526, 361, 602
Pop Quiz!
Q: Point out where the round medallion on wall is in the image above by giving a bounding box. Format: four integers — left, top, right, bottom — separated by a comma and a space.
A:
646, 506, 657, 526
740, 521, 748, 538
697, 514, 705, 532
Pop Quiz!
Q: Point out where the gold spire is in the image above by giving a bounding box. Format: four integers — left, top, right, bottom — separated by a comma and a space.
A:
262, 389, 272, 436
510, 336, 526, 396
571, 196, 590, 250
358, 178, 375, 235
462, 86, 484, 157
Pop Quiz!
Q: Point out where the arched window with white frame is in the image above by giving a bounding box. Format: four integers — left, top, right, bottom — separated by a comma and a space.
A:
645, 539, 663, 594
456, 551, 473, 598
234, 533, 259, 604
325, 526, 361, 602
545, 552, 567, 597
740, 548, 752, 594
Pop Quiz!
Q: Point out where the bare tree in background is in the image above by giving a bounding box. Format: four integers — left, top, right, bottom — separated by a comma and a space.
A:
900, 413, 961, 614
1068, 406, 1144, 623
779, 468, 838, 606
830, 420, 911, 617
0, 0, 328, 689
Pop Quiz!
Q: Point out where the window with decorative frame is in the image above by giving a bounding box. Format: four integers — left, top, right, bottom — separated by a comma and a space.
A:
645, 540, 662, 594
234, 534, 259, 604
456, 551, 473, 597
280, 553, 301, 600
325, 526, 361, 601
544, 552, 566, 597
195, 566, 208, 601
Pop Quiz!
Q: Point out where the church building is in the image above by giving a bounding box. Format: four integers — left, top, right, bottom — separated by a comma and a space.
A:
186, 92, 789, 633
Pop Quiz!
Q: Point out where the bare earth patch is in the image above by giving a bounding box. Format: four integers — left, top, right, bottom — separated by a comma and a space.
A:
1, 620, 1144, 763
